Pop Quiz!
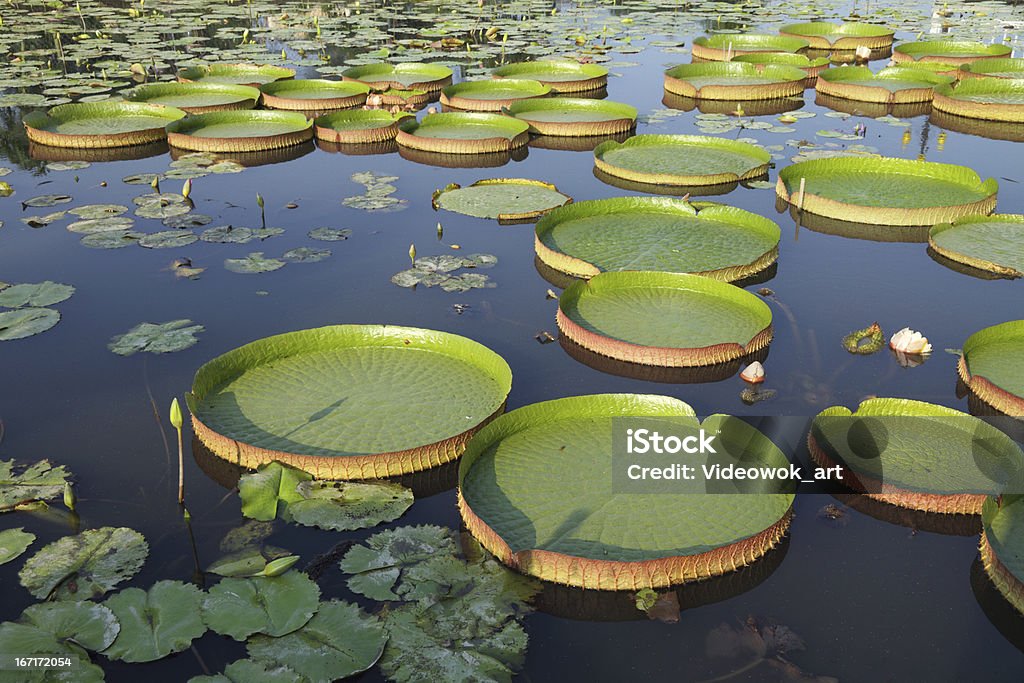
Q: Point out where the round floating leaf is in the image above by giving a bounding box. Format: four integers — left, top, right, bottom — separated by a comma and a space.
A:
67, 204, 129, 219
929, 214, 1024, 278
594, 135, 770, 187
19, 527, 148, 600
492, 60, 608, 92
691, 33, 810, 61
164, 213, 212, 229
134, 192, 192, 219
259, 79, 369, 112
102, 581, 206, 663
535, 197, 779, 281
458, 394, 794, 589
202, 572, 320, 640
776, 156, 998, 226
664, 62, 807, 100
981, 495, 1024, 614
287, 479, 413, 531
188, 325, 512, 479
779, 21, 894, 50
189, 658, 305, 683
0, 601, 118, 682
932, 77, 1024, 122
0, 528, 35, 565
282, 247, 331, 263
239, 461, 311, 522
810, 398, 1024, 513
22, 194, 73, 208
81, 231, 144, 249
340, 525, 459, 601
225, 252, 286, 274
893, 40, 1012, 65
313, 110, 412, 144
138, 230, 198, 249
440, 79, 551, 112
0, 459, 71, 510
557, 271, 773, 367
166, 111, 313, 153
19, 601, 120, 652
961, 58, 1024, 79
0, 308, 61, 341
177, 63, 296, 86
505, 97, 636, 137
0, 282, 74, 308
816, 66, 953, 103
201, 225, 255, 244
397, 113, 530, 154
341, 62, 453, 91
434, 178, 571, 221
23, 102, 185, 149
67, 217, 135, 233
126, 82, 261, 113
959, 320, 1024, 416
246, 600, 386, 683
108, 319, 204, 355
307, 227, 351, 241
21, 211, 68, 228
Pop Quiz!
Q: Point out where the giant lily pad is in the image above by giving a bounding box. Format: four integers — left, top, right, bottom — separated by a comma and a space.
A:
246, 600, 386, 682
0, 460, 70, 511
125, 82, 260, 113
593, 135, 770, 187
433, 178, 571, 221
177, 64, 296, 87
187, 325, 512, 479
779, 22, 895, 50
534, 197, 780, 281
259, 79, 370, 112
815, 66, 953, 103
691, 34, 810, 62
24, 102, 185, 149
980, 495, 1024, 614
19, 527, 148, 600
492, 60, 608, 93
809, 398, 1024, 514
102, 581, 206, 663
458, 394, 794, 589
892, 40, 1012, 66
341, 62, 453, 92
929, 214, 1024, 278
504, 97, 636, 136
776, 156, 998, 225
731, 52, 831, 82
663, 63, 807, 100
959, 320, 1024, 417
557, 272, 773, 367
439, 79, 550, 112
0, 528, 34, 565
108, 319, 204, 355
313, 109, 413, 144
0, 308, 61, 341
202, 572, 320, 640
0, 282, 74, 308
932, 77, 1024, 122
166, 111, 313, 153
960, 58, 1024, 80
396, 113, 530, 154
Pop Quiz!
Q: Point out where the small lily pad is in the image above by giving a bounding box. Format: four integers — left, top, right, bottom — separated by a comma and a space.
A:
21, 211, 67, 228
282, 247, 331, 263
23, 194, 73, 208
308, 227, 351, 241
188, 659, 304, 683
19, 527, 148, 600
339, 525, 458, 601
102, 581, 206, 663
0, 308, 61, 341
81, 230, 144, 249
67, 217, 136, 233
138, 230, 198, 249
68, 204, 128, 219
202, 572, 321, 640
0, 282, 75, 308
0, 528, 35, 565
433, 179, 571, 221
133, 192, 192, 219
1, 459, 71, 511
225, 252, 286, 274
108, 319, 204, 356
201, 225, 255, 243
164, 213, 213, 229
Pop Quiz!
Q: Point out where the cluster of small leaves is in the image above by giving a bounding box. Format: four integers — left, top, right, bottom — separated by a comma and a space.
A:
391, 253, 498, 292
0, 281, 75, 341
107, 319, 204, 356
342, 171, 408, 212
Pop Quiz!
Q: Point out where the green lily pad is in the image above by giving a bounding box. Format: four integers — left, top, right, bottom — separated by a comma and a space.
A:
339, 525, 459, 601
21, 211, 68, 228
397, 113, 530, 153
0, 282, 74, 308
1, 600, 119, 654
0, 308, 61, 341
19, 527, 148, 600
200, 225, 255, 243
177, 63, 296, 86
0, 528, 35, 565
779, 21, 894, 50
307, 227, 351, 241
961, 58, 1024, 79
691, 33, 810, 60
1, 460, 70, 511
504, 97, 636, 136
391, 253, 498, 291
23, 102, 185, 148
534, 197, 779, 281
225, 252, 287, 274
67, 217, 135, 233
102, 581, 206, 663
960, 320, 1024, 416
433, 178, 571, 220
81, 230, 144, 249
187, 325, 512, 479
981, 495, 1024, 614
126, 82, 261, 113
558, 271, 772, 367
929, 214, 1024, 278
816, 66, 953, 102
202, 572, 320, 640
207, 546, 293, 578
893, 40, 1012, 65
459, 394, 794, 588
593, 135, 770, 187
239, 461, 310, 521
166, 111, 313, 152
440, 79, 551, 111
664, 62, 807, 99
313, 109, 412, 144
491, 60, 608, 92
67, 204, 129, 219
810, 398, 1024, 503
282, 247, 331, 263
246, 600, 386, 683
933, 77, 1024, 120
134, 192, 192, 219
138, 230, 198, 249
164, 213, 213, 229
259, 79, 369, 111
341, 62, 453, 91
22, 194, 73, 208
189, 659, 305, 683
108, 319, 204, 355
776, 156, 998, 225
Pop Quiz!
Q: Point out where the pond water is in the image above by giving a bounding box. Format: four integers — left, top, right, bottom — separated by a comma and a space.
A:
1, 0, 1024, 681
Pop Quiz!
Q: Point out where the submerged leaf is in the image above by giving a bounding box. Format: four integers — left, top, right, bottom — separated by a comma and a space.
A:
102, 581, 206, 663
108, 319, 204, 356
339, 525, 458, 601
19, 526, 148, 600
202, 572, 320, 640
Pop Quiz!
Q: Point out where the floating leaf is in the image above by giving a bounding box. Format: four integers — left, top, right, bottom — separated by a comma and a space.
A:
108, 319, 204, 356
23, 194, 73, 208
0, 282, 75, 309
339, 525, 459, 601
46, 161, 91, 172
138, 230, 198, 249
247, 600, 386, 683
19, 527, 148, 600
207, 546, 293, 578
133, 192, 192, 219
220, 520, 276, 553
15, 601, 119, 652
390, 254, 498, 292
67, 217, 135, 233
67, 204, 128, 219
21, 211, 67, 228
307, 227, 351, 241
0, 601, 118, 682
287, 479, 413, 531
202, 572, 320, 640
0, 308, 61, 341
123, 173, 162, 185
0, 460, 70, 511
102, 581, 206, 663
282, 247, 331, 263
188, 658, 305, 683
0, 528, 35, 565
239, 461, 310, 522
164, 213, 212, 229
225, 252, 286, 274
201, 225, 255, 244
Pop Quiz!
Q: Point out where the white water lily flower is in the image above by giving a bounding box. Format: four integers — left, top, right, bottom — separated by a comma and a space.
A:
740, 360, 765, 384
855, 45, 872, 61
889, 327, 932, 355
